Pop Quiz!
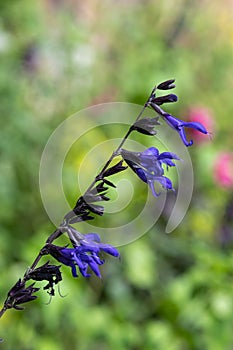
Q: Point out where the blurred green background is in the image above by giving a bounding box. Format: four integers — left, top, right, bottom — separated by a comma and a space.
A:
1, 0, 233, 349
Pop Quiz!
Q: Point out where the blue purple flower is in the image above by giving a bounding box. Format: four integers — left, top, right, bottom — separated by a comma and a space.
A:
121, 147, 179, 197
161, 113, 209, 146
42, 233, 119, 279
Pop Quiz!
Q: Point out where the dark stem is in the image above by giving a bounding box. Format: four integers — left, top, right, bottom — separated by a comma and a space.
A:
0, 307, 7, 318
27, 252, 43, 273
83, 93, 153, 195
46, 228, 63, 244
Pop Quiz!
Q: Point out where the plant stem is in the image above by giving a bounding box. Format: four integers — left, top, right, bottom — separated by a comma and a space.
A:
84, 94, 153, 195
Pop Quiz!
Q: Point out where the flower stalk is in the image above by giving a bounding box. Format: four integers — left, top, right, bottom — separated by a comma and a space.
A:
0, 79, 209, 324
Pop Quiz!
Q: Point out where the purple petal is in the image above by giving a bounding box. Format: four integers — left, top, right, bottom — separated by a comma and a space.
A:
58, 248, 74, 265
179, 128, 193, 147
148, 180, 161, 197
153, 176, 169, 189
99, 244, 120, 257
142, 147, 159, 157
79, 245, 100, 254
71, 251, 85, 269
161, 176, 173, 190
163, 114, 181, 130
88, 259, 102, 278
162, 115, 194, 146
83, 233, 101, 243
161, 159, 176, 168
135, 167, 148, 183
162, 114, 208, 146
182, 121, 208, 134
71, 264, 78, 277
79, 265, 91, 277
92, 252, 104, 265
158, 152, 180, 160
81, 254, 102, 277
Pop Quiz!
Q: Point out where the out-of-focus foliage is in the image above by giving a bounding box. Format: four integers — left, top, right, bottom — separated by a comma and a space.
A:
1, 0, 233, 349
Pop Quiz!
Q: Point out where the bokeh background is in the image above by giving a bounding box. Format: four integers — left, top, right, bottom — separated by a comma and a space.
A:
1, 0, 233, 349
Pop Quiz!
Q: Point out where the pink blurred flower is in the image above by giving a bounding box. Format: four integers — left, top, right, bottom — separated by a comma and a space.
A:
186, 106, 215, 143
213, 152, 233, 188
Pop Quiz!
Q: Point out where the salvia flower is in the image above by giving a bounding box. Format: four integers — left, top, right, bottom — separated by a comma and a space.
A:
164, 113, 208, 146
149, 107, 209, 147
121, 147, 179, 197
41, 233, 119, 278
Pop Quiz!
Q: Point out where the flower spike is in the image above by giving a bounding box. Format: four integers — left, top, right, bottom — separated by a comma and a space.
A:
0, 79, 208, 324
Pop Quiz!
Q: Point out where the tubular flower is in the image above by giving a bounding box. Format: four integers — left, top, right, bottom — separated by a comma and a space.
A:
162, 113, 209, 146
42, 233, 119, 279
186, 106, 214, 144
121, 147, 179, 197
